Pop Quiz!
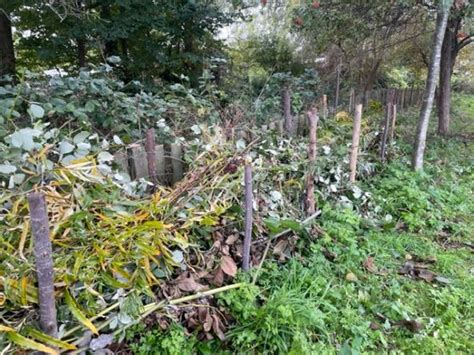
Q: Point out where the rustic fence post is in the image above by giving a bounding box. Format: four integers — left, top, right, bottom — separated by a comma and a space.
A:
242, 158, 253, 271
145, 128, 158, 185
322, 95, 328, 119
389, 103, 398, 144
155, 144, 166, 184
170, 143, 183, 185
380, 90, 394, 161
334, 64, 340, 112
305, 107, 319, 215
349, 88, 355, 113
282, 84, 293, 135
130, 144, 148, 179
349, 104, 363, 183
28, 192, 58, 338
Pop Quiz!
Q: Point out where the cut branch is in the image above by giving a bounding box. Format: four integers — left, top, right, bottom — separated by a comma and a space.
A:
28, 192, 58, 338
242, 159, 253, 271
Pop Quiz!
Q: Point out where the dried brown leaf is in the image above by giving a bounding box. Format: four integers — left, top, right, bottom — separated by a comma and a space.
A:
211, 268, 224, 286
417, 269, 436, 282
177, 275, 204, 292
363, 256, 377, 273
221, 256, 237, 277
225, 234, 239, 245
211, 315, 226, 341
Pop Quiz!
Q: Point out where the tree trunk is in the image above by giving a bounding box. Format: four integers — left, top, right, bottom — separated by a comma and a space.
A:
437, 16, 461, 135
282, 84, 293, 135
0, 10, 15, 79
412, 2, 451, 171
77, 38, 86, 68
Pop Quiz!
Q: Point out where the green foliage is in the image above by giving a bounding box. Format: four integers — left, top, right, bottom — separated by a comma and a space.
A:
127, 323, 197, 355
11, 0, 242, 84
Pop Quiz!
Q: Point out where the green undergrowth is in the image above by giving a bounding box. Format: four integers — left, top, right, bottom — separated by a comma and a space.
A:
126, 96, 474, 354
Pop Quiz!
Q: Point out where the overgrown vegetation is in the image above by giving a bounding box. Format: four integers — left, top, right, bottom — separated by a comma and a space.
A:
0, 0, 473, 353
124, 97, 474, 354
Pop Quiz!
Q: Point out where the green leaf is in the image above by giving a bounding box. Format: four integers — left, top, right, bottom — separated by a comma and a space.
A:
59, 141, 75, 154
280, 219, 302, 232
64, 290, 99, 335
24, 327, 76, 350
0, 163, 17, 174
73, 131, 90, 144
29, 103, 45, 119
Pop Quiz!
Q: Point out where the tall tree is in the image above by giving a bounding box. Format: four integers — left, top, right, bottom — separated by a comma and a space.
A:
0, 8, 16, 79
437, 0, 472, 135
412, 0, 452, 171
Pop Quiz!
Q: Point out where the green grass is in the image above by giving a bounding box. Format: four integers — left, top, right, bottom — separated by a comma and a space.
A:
126, 94, 474, 354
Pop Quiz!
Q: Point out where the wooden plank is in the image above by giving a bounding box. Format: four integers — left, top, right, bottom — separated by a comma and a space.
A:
145, 128, 157, 184
130, 144, 148, 179
113, 150, 129, 173
171, 143, 184, 184
155, 144, 166, 184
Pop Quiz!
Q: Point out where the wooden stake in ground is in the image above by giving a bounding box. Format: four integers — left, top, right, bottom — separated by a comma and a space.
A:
349, 88, 355, 113
322, 95, 328, 119
389, 103, 397, 144
145, 128, 157, 185
28, 192, 58, 338
334, 63, 340, 112
282, 84, 293, 135
349, 104, 363, 183
242, 159, 253, 271
380, 90, 394, 161
304, 107, 319, 215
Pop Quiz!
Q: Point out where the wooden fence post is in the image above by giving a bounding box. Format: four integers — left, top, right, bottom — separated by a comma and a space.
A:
242, 159, 253, 271
170, 143, 183, 185
334, 64, 340, 112
389, 103, 397, 143
282, 84, 293, 135
349, 88, 355, 113
349, 104, 363, 183
155, 144, 166, 184
130, 145, 148, 179
380, 90, 394, 161
145, 128, 157, 185
305, 107, 319, 214
322, 95, 328, 119
28, 192, 58, 338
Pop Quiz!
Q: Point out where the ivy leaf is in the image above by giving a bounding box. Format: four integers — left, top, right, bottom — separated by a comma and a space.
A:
8, 173, 25, 188
73, 131, 90, 144
29, 103, 45, 119
59, 141, 75, 154
97, 151, 114, 163
0, 164, 17, 174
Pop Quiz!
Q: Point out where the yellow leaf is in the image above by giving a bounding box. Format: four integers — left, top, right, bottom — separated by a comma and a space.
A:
25, 327, 77, 350
64, 290, 99, 335
0, 324, 15, 332
7, 331, 58, 355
